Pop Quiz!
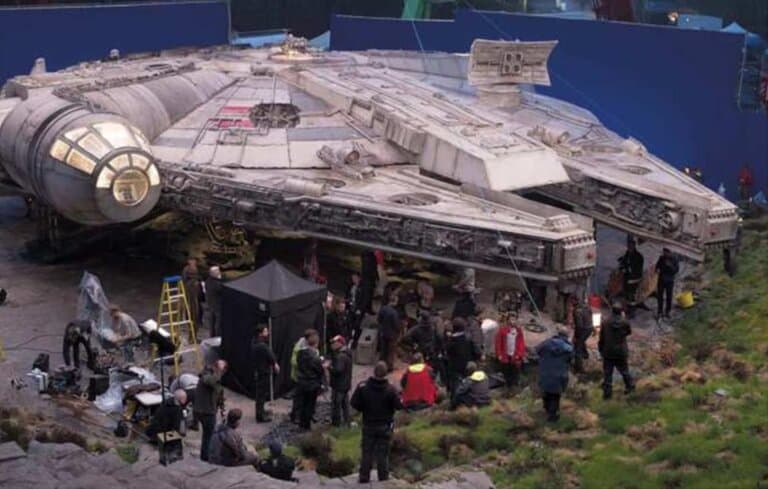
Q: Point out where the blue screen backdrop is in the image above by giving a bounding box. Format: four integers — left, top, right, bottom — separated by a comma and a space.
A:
0, 1, 229, 85
331, 9, 768, 199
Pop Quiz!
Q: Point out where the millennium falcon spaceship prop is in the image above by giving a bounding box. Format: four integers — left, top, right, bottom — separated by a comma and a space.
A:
0, 36, 738, 285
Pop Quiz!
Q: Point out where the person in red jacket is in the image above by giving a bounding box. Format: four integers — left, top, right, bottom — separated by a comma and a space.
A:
738, 164, 754, 201
400, 353, 439, 411
494, 313, 526, 389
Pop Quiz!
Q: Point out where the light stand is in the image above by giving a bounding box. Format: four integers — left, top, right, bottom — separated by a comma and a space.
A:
156, 353, 183, 466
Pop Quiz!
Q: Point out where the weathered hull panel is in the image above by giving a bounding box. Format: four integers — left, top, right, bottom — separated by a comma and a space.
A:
0, 38, 736, 282
160, 164, 595, 281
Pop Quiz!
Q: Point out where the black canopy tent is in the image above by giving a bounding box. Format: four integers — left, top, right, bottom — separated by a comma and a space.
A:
220, 260, 326, 398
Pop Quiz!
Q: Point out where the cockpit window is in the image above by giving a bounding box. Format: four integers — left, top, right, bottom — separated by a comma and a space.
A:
93, 122, 137, 149
109, 154, 131, 171
49, 140, 70, 161
65, 148, 96, 174
63, 127, 88, 142
49, 123, 154, 176
78, 132, 111, 159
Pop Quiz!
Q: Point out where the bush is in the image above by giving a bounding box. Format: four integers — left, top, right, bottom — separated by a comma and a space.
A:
438, 432, 476, 458
0, 419, 31, 450
297, 432, 332, 459
429, 408, 480, 428
88, 441, 109, 454
115, 445, 139, 464
316, 455, 356, 478
391, 431, 421, 461
448, 443, 475, 464
48, 426, 87, 449
0, 407, 21, 420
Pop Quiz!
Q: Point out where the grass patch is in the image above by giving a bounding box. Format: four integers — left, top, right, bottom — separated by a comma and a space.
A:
294, 220, 768, 488
115, 445, 139, 464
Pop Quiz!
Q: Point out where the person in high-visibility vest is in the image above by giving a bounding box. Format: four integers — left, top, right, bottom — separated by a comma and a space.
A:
400, 352, 439, 411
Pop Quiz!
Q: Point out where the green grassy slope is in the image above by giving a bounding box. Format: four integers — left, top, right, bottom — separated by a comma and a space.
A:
296, 222, 768, 488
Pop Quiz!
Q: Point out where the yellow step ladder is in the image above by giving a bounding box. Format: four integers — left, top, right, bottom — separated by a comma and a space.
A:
155, 275, 202, 376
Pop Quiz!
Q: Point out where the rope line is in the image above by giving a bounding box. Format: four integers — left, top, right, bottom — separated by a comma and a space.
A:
407, 9, 544, 319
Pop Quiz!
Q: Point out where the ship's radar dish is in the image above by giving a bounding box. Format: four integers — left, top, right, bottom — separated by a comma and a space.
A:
249, 103, 300, 129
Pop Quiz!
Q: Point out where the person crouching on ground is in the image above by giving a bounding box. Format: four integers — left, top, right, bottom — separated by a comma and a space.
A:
63, 319, 95, 371
327, 335, 353, 426
109, 305, 142, 363
208, 408, 259, 467
259, 441, 296, 481
536, 326, 574, 422
145, 389, 188, 441
451, 361, 491, 410
350, 361, 403, 484
400, 352, 439, 411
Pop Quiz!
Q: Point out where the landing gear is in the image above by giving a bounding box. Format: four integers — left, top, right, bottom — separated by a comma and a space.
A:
723, 246, 737, 277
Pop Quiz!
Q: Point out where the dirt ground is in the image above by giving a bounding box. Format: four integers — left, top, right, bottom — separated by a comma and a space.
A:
0, 194, 677, 460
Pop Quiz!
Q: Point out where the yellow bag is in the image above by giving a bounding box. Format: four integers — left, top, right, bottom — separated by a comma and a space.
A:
677, 291, 694, 309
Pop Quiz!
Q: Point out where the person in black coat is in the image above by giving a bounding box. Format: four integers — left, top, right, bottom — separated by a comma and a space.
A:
598, 303, 635, 399
259, 441, 296, 482
402, 311, 440, 363
618, 239, 644, 315
445, 318, 481, 397
451, 292, 478, 320
327, 335, 353, 426
350, 361, 404, 484
62, 319, 94, 370
377, 295, 400, 372
326, 296, 349, 351
451, 362, 491, 409
251, 326, 279, 422
346, 272, 364, 347
204, 266, 223, 337
655, 248, 680, 319
295, 331, 325, 430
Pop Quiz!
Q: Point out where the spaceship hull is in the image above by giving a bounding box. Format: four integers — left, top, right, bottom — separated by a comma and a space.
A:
0, 39, 737, 282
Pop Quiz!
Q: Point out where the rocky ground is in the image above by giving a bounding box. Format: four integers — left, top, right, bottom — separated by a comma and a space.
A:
313, 221, 767, 488
4, 192, 762, 489
0, 439, 495, 489
0, 194, 501, 487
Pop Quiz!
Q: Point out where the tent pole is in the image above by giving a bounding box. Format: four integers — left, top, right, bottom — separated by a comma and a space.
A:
269, 316, 274, 402
323, 303, 327, 356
